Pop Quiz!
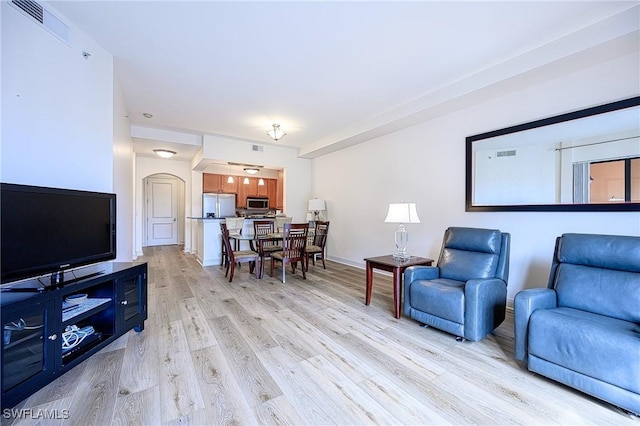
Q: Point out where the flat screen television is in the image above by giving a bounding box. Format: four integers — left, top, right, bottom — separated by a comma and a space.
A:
1, 183, 116, 285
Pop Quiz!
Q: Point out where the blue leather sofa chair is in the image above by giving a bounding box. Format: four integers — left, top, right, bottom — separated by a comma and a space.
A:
404, 227, 510, 342
514, 233, 640, 415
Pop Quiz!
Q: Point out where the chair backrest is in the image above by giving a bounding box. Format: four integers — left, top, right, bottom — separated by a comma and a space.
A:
312, 221, 330, 247
254, 220, 275, 236
548, 233, 640, 323
254, 220, 279, 250
220, 222, 234, 259
275, 216, 293, 232
281, 223, 309, 261
437, 227, 510, 284
225, 217, 244, 234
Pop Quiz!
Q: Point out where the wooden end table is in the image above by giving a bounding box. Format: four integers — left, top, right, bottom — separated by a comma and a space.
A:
364, 255, 434, 318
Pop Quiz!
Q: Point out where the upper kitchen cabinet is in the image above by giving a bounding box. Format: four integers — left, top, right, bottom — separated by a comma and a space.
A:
203, 173, 237, 193
203, 173, 220, 193
220, 175, 238, 193
256, 180, 269, 197
276, 170, 284, 209
237, 178, 257, 206
267, 179, 278, 208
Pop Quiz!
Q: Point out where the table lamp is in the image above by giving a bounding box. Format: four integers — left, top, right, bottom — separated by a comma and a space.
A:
308, 198, 326, 222
384, 202, 420, 260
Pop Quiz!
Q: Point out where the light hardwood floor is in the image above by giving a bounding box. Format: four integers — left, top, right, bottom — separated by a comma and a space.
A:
5, 245, 639, 425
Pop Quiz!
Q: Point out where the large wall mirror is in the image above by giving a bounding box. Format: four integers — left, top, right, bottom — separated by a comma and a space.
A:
466, 96, 640, 212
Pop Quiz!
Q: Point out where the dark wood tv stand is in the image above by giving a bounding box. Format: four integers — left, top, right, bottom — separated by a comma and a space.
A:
0, 262, 147, 409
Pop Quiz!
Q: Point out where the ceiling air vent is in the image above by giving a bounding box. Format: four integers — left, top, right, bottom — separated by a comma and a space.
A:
11, 0, 71, 44
12, 0, 42, 23
252, 144, 264, 152
496, 150, 516, 157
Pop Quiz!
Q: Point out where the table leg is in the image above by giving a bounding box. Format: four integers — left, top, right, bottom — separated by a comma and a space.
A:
393, 267, 401, 319
365, 261, 373, 305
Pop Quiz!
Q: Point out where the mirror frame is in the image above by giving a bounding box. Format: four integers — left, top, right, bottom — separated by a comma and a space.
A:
465, 96, 640, 212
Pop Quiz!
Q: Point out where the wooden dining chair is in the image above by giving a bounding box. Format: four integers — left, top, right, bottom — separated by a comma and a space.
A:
220, 222, 258, 282
253, 220, 282, 278
270, 223, 309, 283
220, 217, 244, 269
306, 221, 329, 271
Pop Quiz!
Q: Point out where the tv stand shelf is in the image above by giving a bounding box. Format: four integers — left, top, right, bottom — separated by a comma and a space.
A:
1, 262, 147, 409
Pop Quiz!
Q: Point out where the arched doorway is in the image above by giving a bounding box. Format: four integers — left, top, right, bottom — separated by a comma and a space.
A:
143, 174, 185, 247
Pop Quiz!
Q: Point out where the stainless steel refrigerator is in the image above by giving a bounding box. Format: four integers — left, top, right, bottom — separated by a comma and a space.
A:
203, 193, 236, 218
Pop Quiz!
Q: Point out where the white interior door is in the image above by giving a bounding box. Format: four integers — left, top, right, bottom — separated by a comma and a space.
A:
146, 177, 178, 246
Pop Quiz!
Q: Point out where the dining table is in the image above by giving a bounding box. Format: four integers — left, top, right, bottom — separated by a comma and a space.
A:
230, 229, 315, 279
230, 233, 282, 279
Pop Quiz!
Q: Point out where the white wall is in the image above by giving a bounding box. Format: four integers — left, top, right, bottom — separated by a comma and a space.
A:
313, 52, 640, 305
1, 2, 113, 191
1, 2, 138, 263
113, 80, 135, 261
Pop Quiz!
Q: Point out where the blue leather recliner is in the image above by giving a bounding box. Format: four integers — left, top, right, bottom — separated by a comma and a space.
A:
404, 227, 510, 342
514, 233, 640, 415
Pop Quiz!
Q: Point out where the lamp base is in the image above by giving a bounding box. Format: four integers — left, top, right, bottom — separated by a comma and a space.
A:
392, 251, 411, 261
393, 224, 410, 260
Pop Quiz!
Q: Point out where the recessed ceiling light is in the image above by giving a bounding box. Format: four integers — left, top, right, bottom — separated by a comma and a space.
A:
143, 113, 153, 118
153, 149, 176, 158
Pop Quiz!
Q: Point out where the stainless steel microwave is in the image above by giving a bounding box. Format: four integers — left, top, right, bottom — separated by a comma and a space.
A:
247, 197, 269, 209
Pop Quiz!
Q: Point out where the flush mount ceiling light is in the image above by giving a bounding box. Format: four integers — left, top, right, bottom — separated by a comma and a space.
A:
244, 168, 260, 175
143, 112, 153, 118
267, 124, 286, 141
153, 149, 176, 158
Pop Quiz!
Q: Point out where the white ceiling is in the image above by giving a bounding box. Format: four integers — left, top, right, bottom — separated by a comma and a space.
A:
48, 1, 639, 161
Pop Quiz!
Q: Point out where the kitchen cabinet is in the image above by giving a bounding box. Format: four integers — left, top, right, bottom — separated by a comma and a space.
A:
237, 178, 258, 206
267, 179, 278, 208
256, 180, 269, 197
203, 174, 221, 193
1, 262, 147, 409
277, 170, 284, 209
220, 175, 238, 193
203, 173, 282, 209
203, 173, 237, 193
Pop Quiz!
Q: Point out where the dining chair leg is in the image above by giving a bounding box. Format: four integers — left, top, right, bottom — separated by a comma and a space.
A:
228, 262, 235, 282
282, 261, 286, 284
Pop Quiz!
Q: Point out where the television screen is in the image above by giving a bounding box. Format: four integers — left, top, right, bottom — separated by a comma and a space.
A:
1, 183, 116, 284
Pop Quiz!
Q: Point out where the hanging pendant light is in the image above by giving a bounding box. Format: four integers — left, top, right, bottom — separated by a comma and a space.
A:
227, 163, 234, 183
267, 124, 286, 141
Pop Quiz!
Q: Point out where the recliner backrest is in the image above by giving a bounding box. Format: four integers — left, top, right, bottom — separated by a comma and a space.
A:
549, 233, 640, 323
438, 227, 510, 283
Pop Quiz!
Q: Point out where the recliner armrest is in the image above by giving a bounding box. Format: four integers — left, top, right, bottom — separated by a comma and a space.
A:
464, 278, 507, 341
404, 265, 440, 284
403, 266, 440, 317
514, 288, 557, 361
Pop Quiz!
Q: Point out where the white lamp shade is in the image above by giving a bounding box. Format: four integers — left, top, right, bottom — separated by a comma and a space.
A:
308, 198, 326, 211
384, 203, 420, 224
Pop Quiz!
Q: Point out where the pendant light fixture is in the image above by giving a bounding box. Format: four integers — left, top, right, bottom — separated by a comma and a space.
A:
226, 163, 234, 183
267, 124, 286, 141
